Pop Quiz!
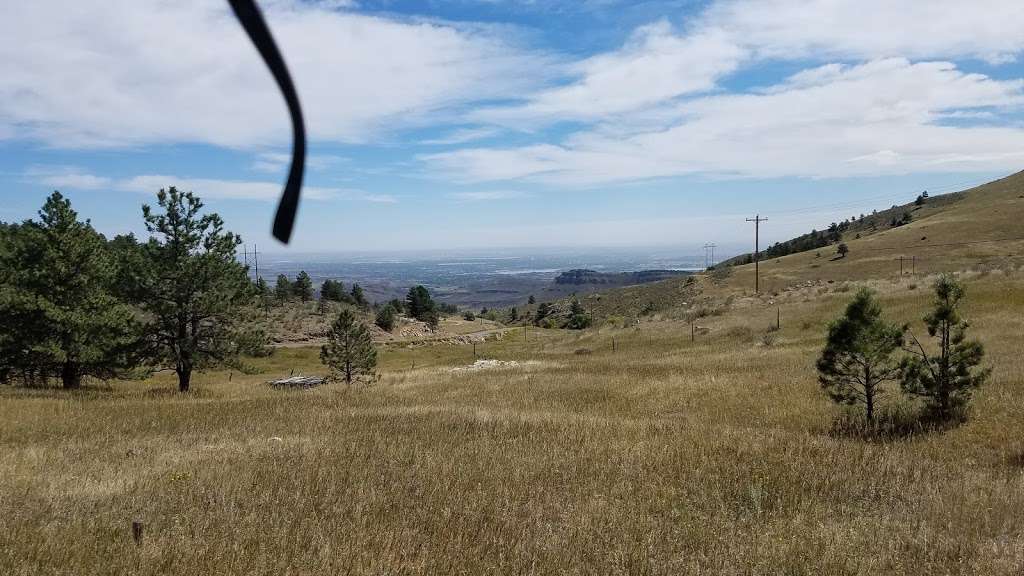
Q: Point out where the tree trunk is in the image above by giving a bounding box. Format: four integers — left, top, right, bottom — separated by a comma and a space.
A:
61, 361, 81, 389
177, 368, 191, 393
864, 368, 874, 422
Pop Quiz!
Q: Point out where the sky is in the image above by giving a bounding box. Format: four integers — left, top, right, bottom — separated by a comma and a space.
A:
2, 0, 1024, 254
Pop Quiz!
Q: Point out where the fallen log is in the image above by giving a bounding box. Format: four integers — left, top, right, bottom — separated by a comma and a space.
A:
268, 375, 325, 388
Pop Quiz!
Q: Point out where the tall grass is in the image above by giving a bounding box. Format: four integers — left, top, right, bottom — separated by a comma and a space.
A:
2, 274, 1024, 574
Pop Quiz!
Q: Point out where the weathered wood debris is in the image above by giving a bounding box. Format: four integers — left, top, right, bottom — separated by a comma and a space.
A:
268, 375, 326, 388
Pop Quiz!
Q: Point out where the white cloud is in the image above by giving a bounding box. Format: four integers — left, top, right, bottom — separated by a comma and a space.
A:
114, 175, 340, 201
0, 0, 548, 148
424, 59, 1024, 184
474, 21, 744, 124
703, 0, 1024, 64
251, 152, 348, 173
24, 166, 341, 201
420, 126, 503, 145
362, 193, 399, 203
24, 165, 113, 190
447, 190, 527, 201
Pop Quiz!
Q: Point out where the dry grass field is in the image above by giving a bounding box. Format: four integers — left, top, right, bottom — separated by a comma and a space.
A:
3, 265, 1024, 575
4, 175, 1024, 574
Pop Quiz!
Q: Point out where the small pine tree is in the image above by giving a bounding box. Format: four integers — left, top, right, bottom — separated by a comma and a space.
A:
255, 276, 269, 299
423, 310, 440, 331
274, 274, 293, 302
320, 309, 377, 384
816, 288, 904, 422
293, 271, 313, 302
900, 275, 990, 419
837, 243, 849, 258
534, 302, 552, 326
375, 304, 396, 332
528, 295, 536, 305
351, 283, 367, 308
462, 310, 476, 321
405, 285, 436, 321
509, 307, 518, 322
566, 299, 592, 330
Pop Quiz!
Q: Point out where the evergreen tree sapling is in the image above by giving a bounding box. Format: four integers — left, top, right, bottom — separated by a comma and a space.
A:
275, 274, 293, 302
900, 275, 990, 419
375, 304, 396, 332
351, 283, 367, 308
816, 288, 904, 422
293, 271, 313, 302
321, 309, 377, 384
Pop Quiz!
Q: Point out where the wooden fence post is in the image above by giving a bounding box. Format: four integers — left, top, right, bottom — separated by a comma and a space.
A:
131, 520, 144, 546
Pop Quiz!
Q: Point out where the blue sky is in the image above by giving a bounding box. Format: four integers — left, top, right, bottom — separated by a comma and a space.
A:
2, 0, 1023, 253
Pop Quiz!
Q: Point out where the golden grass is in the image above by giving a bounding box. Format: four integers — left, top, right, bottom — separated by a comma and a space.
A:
3, 269, 1024, 574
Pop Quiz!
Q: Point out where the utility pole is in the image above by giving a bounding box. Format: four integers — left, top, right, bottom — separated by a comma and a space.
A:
253, 243, 260, 282
912, 255, 916, 275
746, 215, 768, 293
703, 242, 717, 268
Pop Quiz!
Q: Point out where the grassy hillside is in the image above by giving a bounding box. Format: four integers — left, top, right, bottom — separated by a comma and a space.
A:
3, 266, 1023, 574
3, 173, 1024, 574
573, 171, 1024, 320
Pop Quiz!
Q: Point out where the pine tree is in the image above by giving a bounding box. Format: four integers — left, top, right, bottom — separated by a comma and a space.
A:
320, 309, 377, 384
509, 306, 518, 322
387, 298, 405, 314
293, 271, 313, 302
351, 283, 367, 308
534, 302, 552, 326
320, 279, 345, 302
837, 243, 849, 258
566, 298, 592, 330
375, 304, 396, 332
528, 295, 536, 304
900, 275, 990, 419
274, 274, 293, 303
405, 285, 436, 321
127, 188, 252, 392
816, 288, 904, 422
0, 193, 139, 388
255, 276, 269, 299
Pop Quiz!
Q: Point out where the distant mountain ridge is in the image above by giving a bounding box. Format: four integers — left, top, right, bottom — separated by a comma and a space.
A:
554, 269, 692, 286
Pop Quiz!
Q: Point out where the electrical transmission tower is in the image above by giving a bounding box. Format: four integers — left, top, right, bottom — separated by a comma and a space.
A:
703, 242, 717, 269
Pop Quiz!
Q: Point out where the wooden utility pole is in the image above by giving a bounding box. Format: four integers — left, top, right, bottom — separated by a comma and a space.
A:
746, 215, 768, 293
253, 243, 260, 281
912, 255, 916, 275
